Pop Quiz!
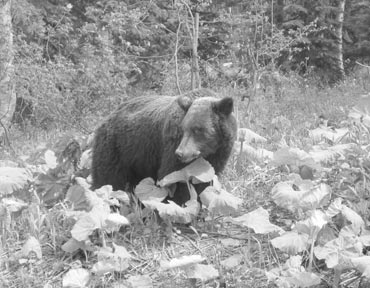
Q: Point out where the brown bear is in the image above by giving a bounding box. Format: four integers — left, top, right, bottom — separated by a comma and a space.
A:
91, 88, 237, 205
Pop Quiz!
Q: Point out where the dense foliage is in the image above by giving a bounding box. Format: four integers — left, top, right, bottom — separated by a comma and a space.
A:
8, 0, 370, 131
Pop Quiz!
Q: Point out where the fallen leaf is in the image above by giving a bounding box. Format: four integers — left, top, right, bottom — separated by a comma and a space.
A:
184, 264, 219, 281
220, 254, 244, 269
62, 268, 90, 287
22, 236, 42, 259
61, 238, 95, 253
200, 186, 242, 215
142, 199, 199, 223
351, 256, 370, 278
231, 207, 284, 234
44, 150, 58, 169
135, 178, 168, 202
219, 238, 241, 247
160, 255, 205, 270
271, 231, 309, 255
0, 167, 32, 196
104, 213, 130, 232
126, 275, 153, 288
1, 198, 28, 213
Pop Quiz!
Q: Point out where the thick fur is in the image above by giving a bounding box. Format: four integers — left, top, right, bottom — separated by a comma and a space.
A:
91, 88, 237, 205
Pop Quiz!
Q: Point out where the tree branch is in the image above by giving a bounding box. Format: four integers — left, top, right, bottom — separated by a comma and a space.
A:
356, 61, 370, 69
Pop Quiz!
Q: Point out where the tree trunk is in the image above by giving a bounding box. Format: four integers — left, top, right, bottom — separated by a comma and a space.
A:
180, 0, 201, 90
191, 11, 200, 90
275, 0, 285, 28
0, 0, 16, 138
335, 0, 346, 81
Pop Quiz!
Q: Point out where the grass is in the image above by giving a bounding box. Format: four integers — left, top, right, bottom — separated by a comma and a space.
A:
0, 75, 368, 287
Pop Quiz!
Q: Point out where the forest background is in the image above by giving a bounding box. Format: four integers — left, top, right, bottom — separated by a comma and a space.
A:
1, 0, 368, 135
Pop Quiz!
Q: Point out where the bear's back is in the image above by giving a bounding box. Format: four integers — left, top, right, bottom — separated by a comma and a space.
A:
115, 95, 177, 116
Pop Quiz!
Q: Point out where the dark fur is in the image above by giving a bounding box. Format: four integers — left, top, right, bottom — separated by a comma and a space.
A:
91, 89, 237, 205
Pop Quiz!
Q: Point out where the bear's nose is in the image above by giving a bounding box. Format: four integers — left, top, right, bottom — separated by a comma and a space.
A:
175, 149, 184, 160
175, 149, 200, 163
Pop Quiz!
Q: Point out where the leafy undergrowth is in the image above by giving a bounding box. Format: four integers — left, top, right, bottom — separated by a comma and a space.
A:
2, 91, 370, 287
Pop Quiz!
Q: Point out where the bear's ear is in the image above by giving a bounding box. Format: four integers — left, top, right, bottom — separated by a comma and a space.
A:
214, 97, 233, 116
177, 96, 193, 111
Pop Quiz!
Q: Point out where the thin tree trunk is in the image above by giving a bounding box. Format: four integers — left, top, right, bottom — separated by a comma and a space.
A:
0, 0, 16, 138
191, 11, 200, 90
335, 0, 346, 81
181, 0, 201, 90
270, 0, 274, 65
275, 0, 284, 28
175, 11, 182, 95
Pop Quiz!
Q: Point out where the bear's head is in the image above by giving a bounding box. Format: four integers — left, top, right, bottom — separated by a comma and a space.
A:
175, 96, 235, 163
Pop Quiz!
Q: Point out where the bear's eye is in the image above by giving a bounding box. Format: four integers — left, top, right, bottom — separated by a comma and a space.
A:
192, 127, 203, 135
